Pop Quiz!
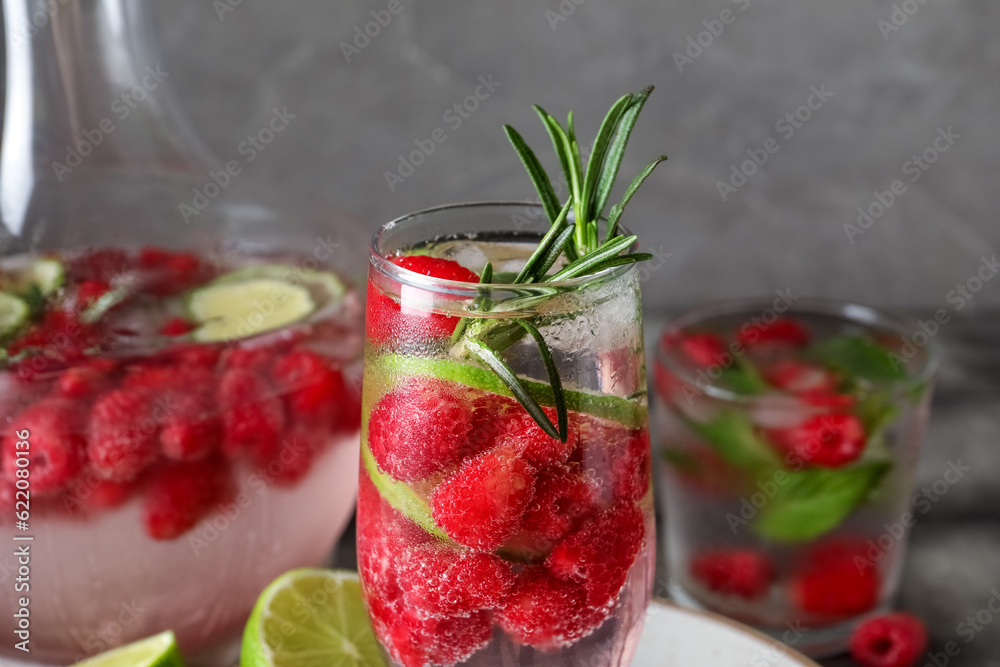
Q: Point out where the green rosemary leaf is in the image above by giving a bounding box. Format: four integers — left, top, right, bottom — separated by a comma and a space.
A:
517, 319, 568, 442
535, 224, 577, 279
534, 106, 581, 204
467, 339, 561, 439
583, 253, 652, 275
514, 199, 572, 284
504, 125, 561, 223
450, 262, 493, 344
592, 87, 653, 224
548, 235, 636, 281
582, 93, 632, 226
606, 155, 668, 241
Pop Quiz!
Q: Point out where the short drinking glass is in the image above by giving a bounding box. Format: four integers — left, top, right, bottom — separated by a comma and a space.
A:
358, 203, 655, 667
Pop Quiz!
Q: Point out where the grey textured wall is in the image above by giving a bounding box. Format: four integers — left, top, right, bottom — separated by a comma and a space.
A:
153, 0, 998, 314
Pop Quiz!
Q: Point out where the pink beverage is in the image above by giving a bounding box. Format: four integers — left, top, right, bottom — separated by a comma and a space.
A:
357, 206, 655, 667
653, 300, 937, 657
0, 246, 363, 665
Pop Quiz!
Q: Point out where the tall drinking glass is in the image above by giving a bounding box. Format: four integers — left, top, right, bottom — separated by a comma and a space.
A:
357, 203, 655, 667
653, 298, 938, 657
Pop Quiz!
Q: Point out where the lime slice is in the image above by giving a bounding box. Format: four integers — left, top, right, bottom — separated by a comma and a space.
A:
188, 278, 315, 342
241, 569, 384, 667
0, 292, 30, 341
0, 259, 65, 297
69, 631, 184, 667
213, 265, 346, 308
372, 354, 648, 429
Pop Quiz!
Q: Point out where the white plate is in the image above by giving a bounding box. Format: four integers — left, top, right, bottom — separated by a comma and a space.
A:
633, 598, 820, 667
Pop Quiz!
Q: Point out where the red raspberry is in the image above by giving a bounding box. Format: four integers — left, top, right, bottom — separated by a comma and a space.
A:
159, 317, 194, 337
467, 393, 519, 453
64, 470, 133, 511
850, 613, 927, 667
432, 445, 536, 551
764, 359, 839, 395
690, 549, 774, 599
737, 317, 811, 348
160, 391, 222, 461
394, 255, 481, 283
496, 565, 605, 649
137, 246, 171, 268
398, 544, 515, 618
367, 379, 475, 482
546, 501, 645, 611
140, 249, 208, 296
141, 457, 232, 540
517, 464, 597, 554
3, 400, 85, 495
496, 407, 579, 468
74, 280, 111, 310
769, 413, 866, 468
9, 311, 98, 380
375, 598, 492, 667
791, 541, 881, 618
272, 348, 347, 422
576, 417, 652, 504
169, 344, 222, 369
88, 389, 160, 481
221, 345, 274, 370
366, 256, 479, 344
68, 248, 129, 282
263, 423, 321, 485
56, 359, 117, 399
670, 331, 729, 368
218, 367, 285, 462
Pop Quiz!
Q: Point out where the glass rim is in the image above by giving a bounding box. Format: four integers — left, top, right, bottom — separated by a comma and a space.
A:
370, 201, 638, 295
656, 296, 941, 403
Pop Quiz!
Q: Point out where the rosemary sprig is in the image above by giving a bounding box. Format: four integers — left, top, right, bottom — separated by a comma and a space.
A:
459, 87, 666, 440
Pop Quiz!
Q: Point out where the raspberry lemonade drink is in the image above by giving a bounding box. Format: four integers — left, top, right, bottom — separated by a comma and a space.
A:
0, 246, 363, 664
358, 89, 666, 666
653, 299, 938, 656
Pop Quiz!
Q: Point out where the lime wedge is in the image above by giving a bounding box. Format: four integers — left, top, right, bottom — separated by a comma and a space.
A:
0, 258, 65, 297
213, 265, 346, 307
188, 278, 314, 342
69, 631, 184, 667
0, 292, 30, 341
241, 569, 385, 667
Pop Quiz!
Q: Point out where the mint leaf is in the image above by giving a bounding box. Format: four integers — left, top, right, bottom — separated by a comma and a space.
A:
807, 335, 906, 383
754, 461, 891, 542
687, 410, 782, 472
717, 359, 769, 395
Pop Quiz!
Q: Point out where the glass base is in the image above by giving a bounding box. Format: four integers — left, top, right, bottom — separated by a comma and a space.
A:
668, 580, 889, 659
